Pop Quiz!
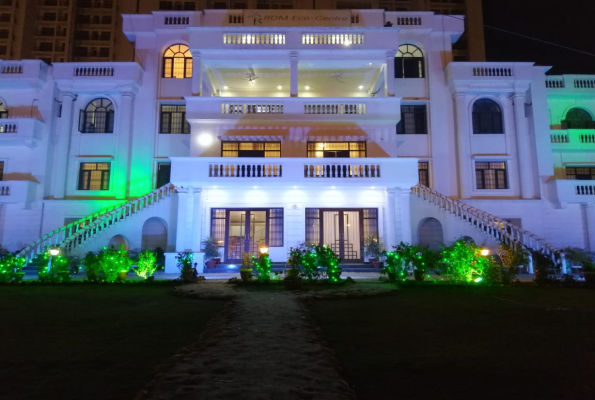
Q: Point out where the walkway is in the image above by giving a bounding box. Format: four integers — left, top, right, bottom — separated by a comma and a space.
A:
136, 282, 397, 400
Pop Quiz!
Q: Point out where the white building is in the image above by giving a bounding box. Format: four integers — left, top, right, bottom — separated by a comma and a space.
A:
1, 9, 594, 271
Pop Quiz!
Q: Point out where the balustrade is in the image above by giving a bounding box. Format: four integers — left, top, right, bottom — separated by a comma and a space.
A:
221, 103, 283, 114
574, 79, 595, 88
74, 67, 114, 77
575, 185, 595, 195
472, 67, 513, 77
304, 164, 380, 178
164, 16, 189, 25
0, 185, 10, 196
1, 64, 22, 74
209, 164, 282, 178
304, 103, 366, 115
0, 123, 17, 133
302, 33, 364, 45
395, 17, 421, 25
223, 33, 285, 45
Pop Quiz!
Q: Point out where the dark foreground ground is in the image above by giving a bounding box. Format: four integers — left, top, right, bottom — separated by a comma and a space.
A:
309, 285, 595, 400
0, 284, 225, 400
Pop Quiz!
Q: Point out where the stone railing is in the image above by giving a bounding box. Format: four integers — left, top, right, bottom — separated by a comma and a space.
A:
304, 103, 366, 115
209, 163, 282, 178
0, 122, 17, 133
302, 33, 364, 45
223, 33, 285, 45
412, 184, 558, 256
0, 184, 10, 196
574, 79, 595, 89
472, 67, 513, 77
1, 64, 23, 74
164, 16, 189, 25
74, 67, 114, 77
221, 103, 284, 114
550, 131, 595, 145
17, 184, 175, 261
304, 163, 380, 178
546, 78, 565, 88
575, 184, 595, 195
395, 16, 421, 25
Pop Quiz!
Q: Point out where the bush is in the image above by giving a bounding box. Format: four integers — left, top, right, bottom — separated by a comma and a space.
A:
36, 249, 71, 283
498, 240, 529, 284
97, 245, 132, 282
176, 252, 195, 281
382, 251, 407, 282
252, 251, 272, 281
82, 252, 101, 281
0, 254, 27, 282
441, 239, 492, 284
135, 250, 158, 279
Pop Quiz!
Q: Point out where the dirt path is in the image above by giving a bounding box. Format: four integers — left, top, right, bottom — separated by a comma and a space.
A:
137, 282, 397, 400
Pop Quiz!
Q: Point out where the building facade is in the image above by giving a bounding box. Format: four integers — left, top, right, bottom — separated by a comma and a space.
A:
0, 9, 594, 271
0, 0, 483, 64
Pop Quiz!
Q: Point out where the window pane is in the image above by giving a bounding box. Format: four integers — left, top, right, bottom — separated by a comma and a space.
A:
268, 208, 283, 247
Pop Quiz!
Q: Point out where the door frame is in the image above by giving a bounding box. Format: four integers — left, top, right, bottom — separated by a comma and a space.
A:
224, 208, 270, 263
319, 208, 365, 263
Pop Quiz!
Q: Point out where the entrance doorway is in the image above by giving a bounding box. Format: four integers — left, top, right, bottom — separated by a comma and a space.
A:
306, 208, 379, 263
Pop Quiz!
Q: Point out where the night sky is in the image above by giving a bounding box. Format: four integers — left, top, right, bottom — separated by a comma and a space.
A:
482, 0, 595, 75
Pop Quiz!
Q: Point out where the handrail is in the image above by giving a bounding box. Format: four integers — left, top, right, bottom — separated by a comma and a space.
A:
17, 184, 175, 261
411, 185, 559, 256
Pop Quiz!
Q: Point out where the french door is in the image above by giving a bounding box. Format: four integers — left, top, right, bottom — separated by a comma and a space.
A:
306, 208, 379, 263
226, 210, 268, 263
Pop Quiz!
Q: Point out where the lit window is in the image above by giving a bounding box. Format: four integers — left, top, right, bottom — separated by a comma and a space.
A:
78, 162, 110, 190
475, 162, 507, 189
221, 142, 281, 157
307, 142, 366, 158
395, 44, 424, 78
565, 167, 595, 180
163, 44, 192, 79
418, 162, 429, 187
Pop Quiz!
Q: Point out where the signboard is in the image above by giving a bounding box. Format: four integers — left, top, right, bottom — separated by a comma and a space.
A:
243, 10, 352, 27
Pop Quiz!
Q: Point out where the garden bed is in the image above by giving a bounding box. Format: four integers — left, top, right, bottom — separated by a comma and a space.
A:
309, 285, 595, 400
0, 285, 225, 400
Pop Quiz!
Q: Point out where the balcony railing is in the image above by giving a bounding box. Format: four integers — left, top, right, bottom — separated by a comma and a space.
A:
446, 62, 535, 85
53, 62, 143, 84
223, 33, 285, 45
545, 75, 595, 92
550, 179, 595, 204
0, 117, 43, 146
0, 60, 48, 89
0, 181, 38, 203
550, 131, 595, 145
171, 157, 418, 189
304, 103, 366, 115
221, 103, 284, 114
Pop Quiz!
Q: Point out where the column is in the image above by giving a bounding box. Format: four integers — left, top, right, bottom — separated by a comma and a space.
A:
583, 203, 595, 252
384, 50, 396, 97
385, 189, 397, 248
175, 187, 191, 252
190, 188, 203, 252
453, 92, 472, 199
53, 92, 76, 199
399, 188, 412, 243
191, 52, 202, 96
512, 92, 535, 199
290, 51, 298, 97
114, 92, 135, 199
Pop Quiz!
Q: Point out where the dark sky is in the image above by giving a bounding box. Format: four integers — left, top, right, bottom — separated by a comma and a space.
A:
482, 0, 595, 75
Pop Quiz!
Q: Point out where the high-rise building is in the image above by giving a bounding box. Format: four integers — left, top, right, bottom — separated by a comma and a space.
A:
0, 0, 484, 63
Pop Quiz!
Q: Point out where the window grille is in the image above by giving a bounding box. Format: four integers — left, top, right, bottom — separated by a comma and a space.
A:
475, 162, 507, 189
395, 44, 424, 78
562, 108, 595, 129
163, 44, 192, 78
79, 98, 114, 133
221, 141, 281, 158
418, 162, 429, 186
160, 105, 189, 134
307, 142, 366, 158
472, 99, 503, 134
397, 105, 427, 134
78, 162, 110, 190
565, 167, 595, 180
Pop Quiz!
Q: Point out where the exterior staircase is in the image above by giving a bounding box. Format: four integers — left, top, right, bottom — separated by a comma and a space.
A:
411, 185, 558, 256
17, 184, 176, 261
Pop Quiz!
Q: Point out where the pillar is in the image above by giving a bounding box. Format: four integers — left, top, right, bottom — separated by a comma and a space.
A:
453, 92, 472, 199
53, 92, 76, 199
385, 189, 397, 248
583, 203, 595, 252
400, 188, 412, 243
115, 92, 135, 199
191, 52, 202, 96
512, 92, 534, 199
175, 187, 191, 252
290, 51, 298, 97
190, 188, 203, 252
384, 50, 396, 97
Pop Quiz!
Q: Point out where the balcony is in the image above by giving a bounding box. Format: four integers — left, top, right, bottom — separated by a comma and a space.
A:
549, 179, 595, 205
170, 157, 419, 189
53, 62, 144, 91
186, 97, 401, 124
546, 75, 595, 92
550, 130, 595, 149
0, 181, 39, 204
445, 62, 535, 91
0, 118, 44, 147
0, 60, 48, 89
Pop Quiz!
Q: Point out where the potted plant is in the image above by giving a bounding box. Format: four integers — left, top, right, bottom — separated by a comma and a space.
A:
364, 236, 385, 268
382, 251, 403, 283
135, 250, 158, 280
176, 252, 195, 281
284, 247, 303, 290
240, 252, 253, 282
82, 251, 100, 281
563, 247, 595, 286
202, 236, 221, 269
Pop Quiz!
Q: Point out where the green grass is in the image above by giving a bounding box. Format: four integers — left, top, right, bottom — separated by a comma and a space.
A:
0, 284, 225, 400
309, 285, 595, 400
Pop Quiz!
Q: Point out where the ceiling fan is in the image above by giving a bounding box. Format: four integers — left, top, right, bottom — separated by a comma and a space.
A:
243, 67, 259, 85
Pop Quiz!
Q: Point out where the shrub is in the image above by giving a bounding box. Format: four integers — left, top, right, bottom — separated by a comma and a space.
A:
252, 251, 272, 281
97, 245, 132, 282
201, 236, 221, 260
0, 254, 27, 282
176, 252, 195, 281
382, 251, 407, 282
300, 247, 321, 282
82, 252, 101, 281
441, 239, 492, 284
314, 245, 342, 282
393, 242, 425, 281
286, 247, 301, 280
531, 250, 558, 284
135, 250, 158, 279
498, 240, 529, 284
36, 249, 70, 283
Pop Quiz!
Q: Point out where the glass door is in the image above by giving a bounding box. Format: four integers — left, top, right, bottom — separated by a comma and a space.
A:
226, 210, 268, 263
321, 210, 362, 262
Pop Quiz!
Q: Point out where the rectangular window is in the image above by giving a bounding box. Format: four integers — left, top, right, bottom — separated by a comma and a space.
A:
0, 45, 6, 55
268, 208, 284, 247
38, 42, 53, 51
221, 141, 281, 157
79, 110, 114, 133
418, 162, 429, 187
210, 208, 227, 249
397, 105, 427, 134
307, 142, 366, 158
0, 161, 4, 181
78, 162, 110, 190
565, 167, 595, 180
475, 162, 507, 190
0, 29, 9, 39
156, 163, 171, 188
159, 105, 189, 134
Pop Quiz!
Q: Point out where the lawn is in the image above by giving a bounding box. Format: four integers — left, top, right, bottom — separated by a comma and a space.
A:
309, 285, 595, 400
0, 284, 225, 400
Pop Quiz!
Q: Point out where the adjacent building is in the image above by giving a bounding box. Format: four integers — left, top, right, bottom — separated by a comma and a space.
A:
0, 9, 593, 272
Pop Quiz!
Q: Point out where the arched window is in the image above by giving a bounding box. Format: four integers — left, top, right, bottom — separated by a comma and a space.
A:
395, 44, 425, 78
163, 44, 192, 79
562, 108, 595, 129
472, 99, 503, 134
0, 101, 7, 119
79, 98, 115, 133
